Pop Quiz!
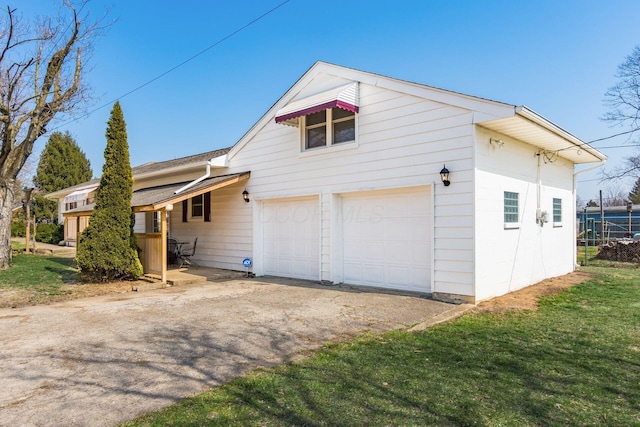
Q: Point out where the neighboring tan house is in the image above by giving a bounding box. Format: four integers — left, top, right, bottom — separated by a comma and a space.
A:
48, 62, 606, 303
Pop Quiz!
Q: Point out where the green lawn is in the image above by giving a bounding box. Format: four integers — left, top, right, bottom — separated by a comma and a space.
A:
121, 265, 640, 427
0, 254, 77, 303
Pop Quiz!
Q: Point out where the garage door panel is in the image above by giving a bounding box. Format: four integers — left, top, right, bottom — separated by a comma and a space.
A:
342, 187, 432, 293
262, 197, 320, 281
384, 243, 408, 262
364, 265, 385, 285
386, 267, 410, 286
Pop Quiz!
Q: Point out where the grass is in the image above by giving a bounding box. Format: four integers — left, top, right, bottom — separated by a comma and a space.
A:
0, 254, 77, 303
578, 244, 640, 269
121, 266, 640, 427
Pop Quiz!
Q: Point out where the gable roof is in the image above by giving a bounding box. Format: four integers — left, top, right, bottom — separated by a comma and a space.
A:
228, 61, 605, 164
47, 147, 232, 200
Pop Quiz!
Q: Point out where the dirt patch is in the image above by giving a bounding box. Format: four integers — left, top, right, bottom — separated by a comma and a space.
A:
0, 279, 155, 309
474, 271, 593, 313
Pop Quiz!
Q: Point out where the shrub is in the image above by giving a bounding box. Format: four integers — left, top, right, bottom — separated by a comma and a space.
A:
11, 218, 25, 237
36, 223, 64, 244
76, 102, 142, 281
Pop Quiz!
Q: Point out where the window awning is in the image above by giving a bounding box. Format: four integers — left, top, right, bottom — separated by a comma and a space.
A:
275, 82, 359, 126
63, 185, 98, 204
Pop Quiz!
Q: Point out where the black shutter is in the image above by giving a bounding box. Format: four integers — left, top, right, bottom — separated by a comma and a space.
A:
182, 199, 188, 222
204, 192, 211, 222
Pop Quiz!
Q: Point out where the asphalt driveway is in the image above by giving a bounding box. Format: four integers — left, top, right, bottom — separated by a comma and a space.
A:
0, 277, 461, 426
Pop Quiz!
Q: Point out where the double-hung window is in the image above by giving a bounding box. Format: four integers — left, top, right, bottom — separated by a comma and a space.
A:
304, 107, 356, 150
504, 191, 519, 227
191, 194, 203, 218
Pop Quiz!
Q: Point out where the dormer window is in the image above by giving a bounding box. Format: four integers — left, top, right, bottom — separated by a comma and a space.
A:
275, 82, 359, 152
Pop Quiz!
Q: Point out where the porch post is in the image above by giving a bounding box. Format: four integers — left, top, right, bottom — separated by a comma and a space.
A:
161, 208, 167, 283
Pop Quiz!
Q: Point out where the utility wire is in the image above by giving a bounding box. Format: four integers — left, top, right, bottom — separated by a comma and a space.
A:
588, 128, 637, 144
53, 0, 290, 131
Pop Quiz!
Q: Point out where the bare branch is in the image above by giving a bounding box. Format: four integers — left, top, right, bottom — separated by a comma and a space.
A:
603, 45, 640, 184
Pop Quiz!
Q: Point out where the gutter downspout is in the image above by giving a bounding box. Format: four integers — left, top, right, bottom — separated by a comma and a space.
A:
573, 159, 606, 268
175, 161, 212, 195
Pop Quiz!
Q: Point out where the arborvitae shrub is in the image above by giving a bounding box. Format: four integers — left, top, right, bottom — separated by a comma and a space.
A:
76, 102, 142, 281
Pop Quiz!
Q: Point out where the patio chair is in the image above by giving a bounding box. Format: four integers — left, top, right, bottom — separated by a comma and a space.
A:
167, 238, 179, 266
178, 237, 198, 268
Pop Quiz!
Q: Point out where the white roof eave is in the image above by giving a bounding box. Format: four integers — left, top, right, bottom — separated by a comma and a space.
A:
477, 106, 607, 164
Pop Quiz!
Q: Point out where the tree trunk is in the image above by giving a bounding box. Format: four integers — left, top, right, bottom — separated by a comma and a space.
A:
0, 180, 15, 269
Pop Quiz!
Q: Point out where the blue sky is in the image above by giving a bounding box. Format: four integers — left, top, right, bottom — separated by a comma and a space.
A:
18, 0, 640, 202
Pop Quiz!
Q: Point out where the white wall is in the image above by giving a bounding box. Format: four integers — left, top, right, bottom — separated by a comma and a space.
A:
222, 78, 477, 296
474, 126, 575, 301
168, 180, 252, 271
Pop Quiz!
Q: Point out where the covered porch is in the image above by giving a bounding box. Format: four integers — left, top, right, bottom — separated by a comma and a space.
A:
132, 171, 250, 282
60, 172, 250, 282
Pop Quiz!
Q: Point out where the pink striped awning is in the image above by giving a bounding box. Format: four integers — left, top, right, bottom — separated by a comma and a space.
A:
275, 82, 359, 126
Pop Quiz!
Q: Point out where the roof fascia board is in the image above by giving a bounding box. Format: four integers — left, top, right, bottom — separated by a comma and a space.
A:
228, 62, 322, 160
134, 159, 227, 181
515, 106, 607, 161
320, 63, 516, 119
148, 172, 249, 211
46, 182, 99, 200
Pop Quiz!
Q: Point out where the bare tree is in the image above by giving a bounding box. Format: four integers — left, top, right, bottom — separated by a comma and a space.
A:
602, 185, 628, 207
0, 2, 96, 269
603, 45, 640, 179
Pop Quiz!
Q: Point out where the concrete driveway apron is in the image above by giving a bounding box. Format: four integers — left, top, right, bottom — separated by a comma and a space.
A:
0, 277, 458, 427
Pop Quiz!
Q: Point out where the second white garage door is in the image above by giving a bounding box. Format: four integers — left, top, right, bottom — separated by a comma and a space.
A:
341, 186, 432, 293
262, 196, 320, 280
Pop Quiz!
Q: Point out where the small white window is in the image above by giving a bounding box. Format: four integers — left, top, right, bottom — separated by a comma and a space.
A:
504, 191, 519, 228
553, 198, 562, 226
303, 108, 356, 151
191, 194, 203, 218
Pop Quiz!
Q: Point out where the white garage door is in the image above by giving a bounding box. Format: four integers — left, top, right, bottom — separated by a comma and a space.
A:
262, 196, 320, 280
342, 187, 432, 293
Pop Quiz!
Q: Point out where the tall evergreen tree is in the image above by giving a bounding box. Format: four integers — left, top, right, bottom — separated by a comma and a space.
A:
629, 177, 640, 204
76, 102, 142, 281
33, 131, 93, 223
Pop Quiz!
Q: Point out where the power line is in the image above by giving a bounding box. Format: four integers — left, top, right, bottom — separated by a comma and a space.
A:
588, 129, 637, 144
591, 144, 639, 150
53, 0, 291, 131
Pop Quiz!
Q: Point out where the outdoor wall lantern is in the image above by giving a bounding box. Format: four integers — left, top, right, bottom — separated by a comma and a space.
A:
440, 165, 451, 187
242, 189, 250, 203
166, 203, 174, 211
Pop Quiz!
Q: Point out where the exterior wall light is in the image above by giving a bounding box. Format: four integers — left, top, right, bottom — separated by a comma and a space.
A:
242, 189, 250, 203
440, 165, 450, 187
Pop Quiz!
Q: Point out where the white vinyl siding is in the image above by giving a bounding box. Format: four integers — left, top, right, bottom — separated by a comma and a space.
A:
474, 126, 576, 301
226, 79, 477, 296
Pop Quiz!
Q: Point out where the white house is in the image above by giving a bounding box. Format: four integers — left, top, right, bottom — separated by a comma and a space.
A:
49, 62, 606, 303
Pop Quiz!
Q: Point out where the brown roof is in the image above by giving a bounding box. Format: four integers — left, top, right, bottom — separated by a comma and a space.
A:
47, 147, 232, 199
131, 147, 231, 176
132, 172, 249, 211
62, 172, 250, 215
